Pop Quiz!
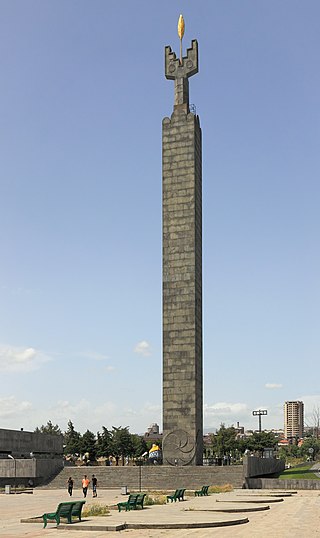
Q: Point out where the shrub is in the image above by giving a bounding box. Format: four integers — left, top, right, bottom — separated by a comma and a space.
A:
208, 484, 233, 494
82, 504, 110, 517
144, 494, 167, 506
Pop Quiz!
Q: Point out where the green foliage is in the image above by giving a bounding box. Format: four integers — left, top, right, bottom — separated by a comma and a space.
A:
64, 420, 82, 456
207, 425, 278, 459
34, 420, 62, 436
111, 426, 133, 465
244, 431, 278, 454
209, 424, 238, 457
131, 434, 148, 458
81, 430, 97, 460
278, 437, 320, 462
34, 419, 149, 463
299, 437, 320, 459
96, 427, 113, 458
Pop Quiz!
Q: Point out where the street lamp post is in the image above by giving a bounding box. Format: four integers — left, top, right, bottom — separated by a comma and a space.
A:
8, 455, 16, 492
252, 409, 268, 433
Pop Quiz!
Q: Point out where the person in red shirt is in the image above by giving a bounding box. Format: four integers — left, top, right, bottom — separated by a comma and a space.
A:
82, 475, 90, 498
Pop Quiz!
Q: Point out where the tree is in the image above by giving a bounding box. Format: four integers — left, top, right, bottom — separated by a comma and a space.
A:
111, 426, 133, 465
81, 430, 97, 461
245, 432, 278, 455
210, 424, 238, 458
299, 437, 320, 460
131, 434, 148, 458
34, 420, 62, 436
96, 427, 113, 458
64, 420, 82, 456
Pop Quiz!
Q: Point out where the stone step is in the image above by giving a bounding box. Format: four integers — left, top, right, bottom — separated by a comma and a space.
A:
42, 465, 244, 490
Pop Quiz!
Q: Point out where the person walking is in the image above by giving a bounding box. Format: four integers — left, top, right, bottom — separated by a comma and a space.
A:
92, 474, 98, 497
82, 474, 90, 498
67, 477, 73, 497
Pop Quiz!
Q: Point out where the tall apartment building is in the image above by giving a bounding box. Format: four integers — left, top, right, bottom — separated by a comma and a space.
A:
284, 401, 304, 439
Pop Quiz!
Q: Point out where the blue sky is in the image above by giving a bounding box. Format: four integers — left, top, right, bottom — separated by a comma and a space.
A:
1, 1, 319, 435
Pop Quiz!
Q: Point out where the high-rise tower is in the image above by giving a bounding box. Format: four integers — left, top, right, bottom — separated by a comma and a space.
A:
162, 17, 203, 465
284, 401, 304, 439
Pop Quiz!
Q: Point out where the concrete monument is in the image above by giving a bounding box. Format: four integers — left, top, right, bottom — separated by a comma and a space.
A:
162, 16, 203, 465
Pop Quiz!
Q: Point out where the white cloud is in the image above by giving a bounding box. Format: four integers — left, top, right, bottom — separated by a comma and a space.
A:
0, 394, 161, 434
134, 340, 151, 357
0, 345, 50, 373
122, 402, 161, 418
47, 399, 160, 434
0, 396, 32, 418
77, 351, 109, 361
72, 351, 114, 371
204, 401, 250, 427
204, 402, 249, 415
51, 399, 93, 418
265, 383, 283, 389
45, 399, 119, 432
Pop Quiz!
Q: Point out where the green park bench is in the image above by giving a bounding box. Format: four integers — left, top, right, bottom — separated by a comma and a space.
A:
42, 500, 86, 528
195, 485, 209, 496
117, 493, 146, 512
166, 488, 186, 502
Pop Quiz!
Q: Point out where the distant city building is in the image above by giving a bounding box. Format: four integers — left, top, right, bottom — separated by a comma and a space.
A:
234, 422, 245, 438
144, 423, 162, 442
284, 401, 304, 439
146, 423, 160, 435
270, 429, 284, 439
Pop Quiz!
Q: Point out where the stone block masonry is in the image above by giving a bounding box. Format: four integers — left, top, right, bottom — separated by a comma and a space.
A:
45, 465, 244, 491
162, 38, 203, 466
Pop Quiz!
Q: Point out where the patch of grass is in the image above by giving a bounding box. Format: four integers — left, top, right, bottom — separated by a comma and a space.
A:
286, 457, 305, 466
208, 484, 233, 494
82, 504, 110, 517
278, 464, 320, 480
131, 490, 167, 495
144, 494, 167, 506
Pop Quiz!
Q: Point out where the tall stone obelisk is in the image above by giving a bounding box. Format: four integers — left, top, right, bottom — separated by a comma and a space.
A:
162, 16, 203, 466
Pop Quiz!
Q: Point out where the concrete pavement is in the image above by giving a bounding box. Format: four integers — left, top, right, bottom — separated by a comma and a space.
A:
1, 488, 320, 537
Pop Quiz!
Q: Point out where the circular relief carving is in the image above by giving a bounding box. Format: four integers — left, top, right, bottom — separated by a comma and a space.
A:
169, 63, 176, 73
186, 60, 193, 69
162, 429, 196, 466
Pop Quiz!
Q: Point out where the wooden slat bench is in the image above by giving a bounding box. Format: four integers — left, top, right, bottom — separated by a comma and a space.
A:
117, 493, 146, 512
42, 500, 86, 528
166, 488, 186, 502
195, 485, 209, 496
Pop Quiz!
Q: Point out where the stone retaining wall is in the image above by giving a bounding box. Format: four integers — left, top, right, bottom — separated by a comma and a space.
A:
246, 477, 320, 490
0, 458, 63, 487
243, 456, 285, 480
46, 465, 244, 490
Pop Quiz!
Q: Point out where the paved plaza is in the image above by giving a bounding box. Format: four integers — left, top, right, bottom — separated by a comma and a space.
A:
1, 488, 320, 537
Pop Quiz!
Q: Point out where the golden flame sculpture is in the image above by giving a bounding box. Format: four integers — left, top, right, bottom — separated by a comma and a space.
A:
178, 14, 185, 63
178, 14, 185, 40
